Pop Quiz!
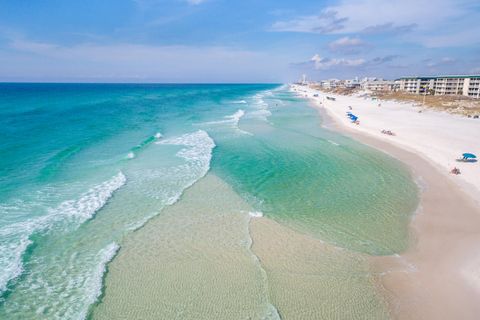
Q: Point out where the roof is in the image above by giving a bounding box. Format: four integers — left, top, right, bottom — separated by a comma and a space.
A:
396, 75, 480, 80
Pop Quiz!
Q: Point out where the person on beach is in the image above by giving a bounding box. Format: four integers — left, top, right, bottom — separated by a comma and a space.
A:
450, 167, 461, 175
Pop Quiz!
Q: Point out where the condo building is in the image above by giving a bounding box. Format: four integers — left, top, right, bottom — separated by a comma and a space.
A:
397, 75, 480, 98
361, 79, 396, 91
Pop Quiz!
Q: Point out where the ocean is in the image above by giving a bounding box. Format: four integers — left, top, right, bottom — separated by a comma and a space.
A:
0, 83, 418, 319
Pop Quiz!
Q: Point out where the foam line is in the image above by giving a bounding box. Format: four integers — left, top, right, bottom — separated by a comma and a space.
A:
0, 172, 126, 296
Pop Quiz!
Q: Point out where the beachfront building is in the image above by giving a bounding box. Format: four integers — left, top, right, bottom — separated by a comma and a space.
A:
320, 79, 341, 89
398, 75, 480, 98
434, 76, 480, 98
398, 77, 435, 94
361, 79, 396, 91
345, 77, 361, 88
464, 77, 480, 99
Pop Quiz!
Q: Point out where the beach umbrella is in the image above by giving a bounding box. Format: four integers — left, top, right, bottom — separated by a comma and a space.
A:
462, 153, 477, 159
351, 116, 358, 121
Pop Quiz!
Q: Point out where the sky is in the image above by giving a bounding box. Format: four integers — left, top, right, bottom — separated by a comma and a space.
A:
0, 0, 479, 82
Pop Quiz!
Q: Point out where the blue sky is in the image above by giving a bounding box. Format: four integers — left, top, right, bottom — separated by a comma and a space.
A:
0, 0, 479, 82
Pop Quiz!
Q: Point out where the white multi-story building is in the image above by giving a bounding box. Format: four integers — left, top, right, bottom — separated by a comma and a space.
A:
361, 80, 396, 91
320, 79, 341, 89
345, 77, 360, 88
464, 77, 480, 98
398, 77, 435, 94
398, 75, 480, 98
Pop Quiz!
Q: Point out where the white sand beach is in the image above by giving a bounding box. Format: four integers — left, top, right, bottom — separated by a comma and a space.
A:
293, 84, 480, 319
295, 85, 480, 199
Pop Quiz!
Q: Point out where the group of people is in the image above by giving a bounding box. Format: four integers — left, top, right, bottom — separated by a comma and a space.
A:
381, 129, 395, 136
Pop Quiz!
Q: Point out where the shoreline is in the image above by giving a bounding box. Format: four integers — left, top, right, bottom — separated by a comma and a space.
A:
295, 84, 480, 319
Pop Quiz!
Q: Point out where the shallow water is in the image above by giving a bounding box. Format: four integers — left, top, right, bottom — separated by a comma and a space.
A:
92, 174, 280, 320
211, 89, 418, 255
0, 83, 417, 319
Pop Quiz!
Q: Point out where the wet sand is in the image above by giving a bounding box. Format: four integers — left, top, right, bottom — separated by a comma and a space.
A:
312, 97, 480, 319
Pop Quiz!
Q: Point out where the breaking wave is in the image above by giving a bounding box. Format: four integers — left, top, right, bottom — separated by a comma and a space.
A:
200, 110, 251, 135
150, 130, 216, 205
80, 243, 120, 320
248, 93, 272, 122
0, 172, 126, 297
126, 132, 163, 160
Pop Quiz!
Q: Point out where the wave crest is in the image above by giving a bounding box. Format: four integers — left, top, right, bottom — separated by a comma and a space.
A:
154, 130, 216, 205
200, 110, 252, 135
0, 172, 126, 296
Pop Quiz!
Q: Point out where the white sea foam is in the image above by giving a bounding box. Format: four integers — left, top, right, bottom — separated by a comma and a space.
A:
0, 236, 31, 294
159, 130, 215, 184
79, 242, 120, 320
232, 100, 247, 104
226, 110, 252, 134
52, 172, 126, 223
156, 130, 215, 193
30, 242, 121, 320
0, 173, 126, 296
328, 140, 340, 146
248, 92, 273, 123
253, 94, 269, 109
202, 109, 245, 126
126, 215, 154, 232
226, 109, 245, 123
199, 110, 252, 134
249, 211, 264, 218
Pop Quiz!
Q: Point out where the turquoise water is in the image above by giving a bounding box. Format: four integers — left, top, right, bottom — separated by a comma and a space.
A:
0, 83, 417, 319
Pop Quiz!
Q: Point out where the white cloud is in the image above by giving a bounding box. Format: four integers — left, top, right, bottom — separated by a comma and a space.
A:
310, 54, 366, 70
301, 54, 398, 70
328, 36, 369, 54
271, 0, 479, 46
328, 0, 467, 33
271, 10, 346, 33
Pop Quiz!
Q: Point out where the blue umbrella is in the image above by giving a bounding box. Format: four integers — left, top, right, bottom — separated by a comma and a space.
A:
462, 153, 477, 159
351, 116, 358, 121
